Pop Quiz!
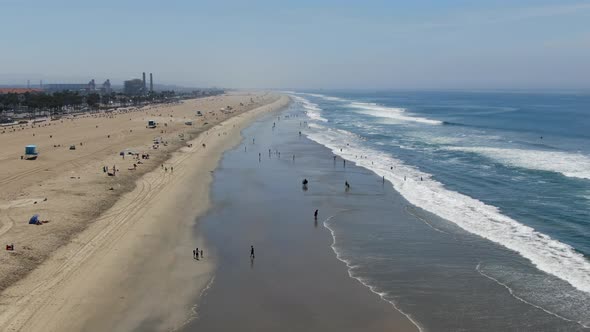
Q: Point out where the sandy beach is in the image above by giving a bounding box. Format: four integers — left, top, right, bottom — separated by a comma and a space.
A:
0, 92, 290, 331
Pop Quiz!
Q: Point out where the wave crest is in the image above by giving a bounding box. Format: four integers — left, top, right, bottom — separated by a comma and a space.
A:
445, 146, 590, 180
348, 102, 443, 125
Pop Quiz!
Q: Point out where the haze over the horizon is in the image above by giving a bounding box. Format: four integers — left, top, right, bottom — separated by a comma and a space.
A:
1, 0, 589, 90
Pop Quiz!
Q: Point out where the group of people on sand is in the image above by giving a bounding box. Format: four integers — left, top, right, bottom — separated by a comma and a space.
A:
193, 245, 255, 261
103, 165, 118, 176
193, 248, 204, 260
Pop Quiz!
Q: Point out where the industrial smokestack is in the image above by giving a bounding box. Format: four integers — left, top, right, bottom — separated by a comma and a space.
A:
142, 72, 146, 91
150, 73, 153, 92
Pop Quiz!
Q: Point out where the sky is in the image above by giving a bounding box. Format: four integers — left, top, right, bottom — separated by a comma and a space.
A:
1, 0, 589, 90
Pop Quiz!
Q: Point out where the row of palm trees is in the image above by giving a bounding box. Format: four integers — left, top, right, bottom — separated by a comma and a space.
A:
0, 90, 178, 114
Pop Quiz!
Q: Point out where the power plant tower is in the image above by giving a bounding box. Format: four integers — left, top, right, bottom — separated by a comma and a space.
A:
149, 73, 153, 92
142, 72, 146, 92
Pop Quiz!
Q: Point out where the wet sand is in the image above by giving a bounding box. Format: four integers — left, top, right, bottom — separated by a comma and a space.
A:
183, 109, 418, 331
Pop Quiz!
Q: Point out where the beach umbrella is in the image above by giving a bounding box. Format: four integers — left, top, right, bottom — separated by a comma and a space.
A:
29, 214, 39, 225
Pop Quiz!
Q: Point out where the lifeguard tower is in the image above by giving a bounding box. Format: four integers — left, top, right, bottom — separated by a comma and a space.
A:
25, 145, 38, 160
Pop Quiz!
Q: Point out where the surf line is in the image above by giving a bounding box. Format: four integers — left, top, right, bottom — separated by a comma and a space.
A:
321, 212, 425, 332
404, 205, 449, 235
475, 262, 589, 329
172, 275, 217, 332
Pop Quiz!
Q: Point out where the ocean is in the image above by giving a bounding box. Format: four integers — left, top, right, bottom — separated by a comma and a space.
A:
290, 90, 590, 330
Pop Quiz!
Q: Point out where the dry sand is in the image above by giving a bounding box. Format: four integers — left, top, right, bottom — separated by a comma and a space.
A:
0, 92, 290, 331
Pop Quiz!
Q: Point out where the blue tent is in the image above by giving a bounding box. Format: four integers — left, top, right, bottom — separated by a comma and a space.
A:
29, 214, 39, 225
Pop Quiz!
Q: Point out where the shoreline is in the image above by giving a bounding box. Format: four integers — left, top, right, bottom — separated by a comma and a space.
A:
184, 102, 418, 331
186, 94, 588, 331
322, 218, 424, 332
0, 94, 290, 331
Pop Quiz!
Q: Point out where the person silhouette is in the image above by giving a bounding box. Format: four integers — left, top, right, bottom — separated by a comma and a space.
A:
314, 209, 319, 220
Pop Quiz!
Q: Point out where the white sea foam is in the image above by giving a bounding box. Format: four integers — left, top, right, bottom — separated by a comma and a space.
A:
348, 102, 443, 125
476, 263, 590, 328
445, 146, 590, 180
291, 95, 328, 122
304, 93, 346, 102
305, 123, 590, 295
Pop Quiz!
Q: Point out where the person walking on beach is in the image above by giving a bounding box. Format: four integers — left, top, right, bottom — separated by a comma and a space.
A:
314, 209, 319, 220
345, 181, 350, 190
250, 245, 255, 259
193, 249, 196, 259
196, 247, 199, 260
200, 249, 204, 259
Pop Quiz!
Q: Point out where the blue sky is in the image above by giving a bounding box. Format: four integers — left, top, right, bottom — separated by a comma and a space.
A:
1, 0, 589, 89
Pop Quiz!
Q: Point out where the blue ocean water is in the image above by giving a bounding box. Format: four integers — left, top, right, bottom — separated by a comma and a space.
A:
290, 90, 590, 329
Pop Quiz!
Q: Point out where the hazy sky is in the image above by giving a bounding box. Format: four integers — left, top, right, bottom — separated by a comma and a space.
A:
1, 0, 589, 89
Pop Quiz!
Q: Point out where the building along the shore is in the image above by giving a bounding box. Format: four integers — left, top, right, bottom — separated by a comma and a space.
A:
124, 79, 145, 95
